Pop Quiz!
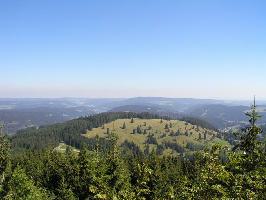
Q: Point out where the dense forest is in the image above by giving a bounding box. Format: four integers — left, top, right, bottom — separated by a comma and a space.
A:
11, 112, 219, 154
0, 103, 265, 199
11, 112, 162, 153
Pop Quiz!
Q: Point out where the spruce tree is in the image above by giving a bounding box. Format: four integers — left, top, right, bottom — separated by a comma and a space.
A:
204, 132, 207, 140
5, 166, 49, 200
169, 122, 173, 128
198, 133, 202, 140
122, 122, 126, 129
137, 126, 142, 134
233, 97, 262, 154
0, 135, 10, 196
106, 133, 134, 199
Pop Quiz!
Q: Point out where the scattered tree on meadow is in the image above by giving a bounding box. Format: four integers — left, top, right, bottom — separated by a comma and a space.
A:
169, 122, 173, 128
137, 126, 142, 134
144, 129, 147, 135
198, 132, 202, 140
185, 131, 189, 136
204, 132, 207, 140
122, 122, 126, 129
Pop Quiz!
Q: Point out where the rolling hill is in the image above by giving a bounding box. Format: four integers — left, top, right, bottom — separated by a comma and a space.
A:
83, 118, 229, 156
11, 112, 229, 156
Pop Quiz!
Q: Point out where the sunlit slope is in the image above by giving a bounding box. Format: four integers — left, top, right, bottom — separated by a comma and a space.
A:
83, 118, 230, 155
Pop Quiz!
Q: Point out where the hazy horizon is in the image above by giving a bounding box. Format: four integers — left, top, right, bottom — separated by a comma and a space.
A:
0, 96, 265, 102
1, 1, 266, 99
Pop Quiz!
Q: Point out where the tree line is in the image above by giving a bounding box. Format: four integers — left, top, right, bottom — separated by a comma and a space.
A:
0, 104, 264, 199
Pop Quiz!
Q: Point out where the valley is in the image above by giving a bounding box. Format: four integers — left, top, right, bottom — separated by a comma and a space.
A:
2, 97, 266, 135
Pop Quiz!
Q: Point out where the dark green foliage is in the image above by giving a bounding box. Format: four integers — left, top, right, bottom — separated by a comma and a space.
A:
156, 144, 165, 155
0, 136, 10, 176
185, 131, 189, 136
181, 116, 218, 131
186, 142, 204, 151
1, 109, 264, 199
163, 142, 185, 153
11, 112, 160, 152
121, 140, 142, 156
198, 132, 202, 140
122, 122, 126, 129
146, 134, 158, 145
5, 166, 50, 200
233, 99, 262, 154
170, 129, 180, 136
204, 132, 207, 140
136, 126, 142, 134
143, 129, 147, 135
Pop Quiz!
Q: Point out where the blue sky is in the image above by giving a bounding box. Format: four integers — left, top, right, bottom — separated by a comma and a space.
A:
0, 0, 266, 99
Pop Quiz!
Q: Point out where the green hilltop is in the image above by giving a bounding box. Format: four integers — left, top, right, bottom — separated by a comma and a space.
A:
83, 118, 230, 155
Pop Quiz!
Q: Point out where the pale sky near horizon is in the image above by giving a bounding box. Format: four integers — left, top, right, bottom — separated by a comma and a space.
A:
0, 0, 266, 99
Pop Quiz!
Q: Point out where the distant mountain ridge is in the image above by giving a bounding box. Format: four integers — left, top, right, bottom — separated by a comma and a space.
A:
1, 97, 266, 134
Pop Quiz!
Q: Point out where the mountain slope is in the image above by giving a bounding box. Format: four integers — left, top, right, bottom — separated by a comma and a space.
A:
83, 118, 229, 155
187, 104, 266, 129
11, 112, 227, 155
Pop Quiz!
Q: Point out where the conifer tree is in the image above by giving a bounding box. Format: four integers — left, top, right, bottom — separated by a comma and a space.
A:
233, 97, 262, 154
185, 131, 189, 136
122, 122, 126, 129
137, 126, 142, 134
169, 122, 173, 128
0, 135, 10, 196
198, 133, 202, 140
106, 133, 134, 199
5, 166, 50, 200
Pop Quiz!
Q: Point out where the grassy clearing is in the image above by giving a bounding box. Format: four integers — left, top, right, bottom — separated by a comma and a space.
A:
82, 118, 230, 154
54, 142, 80, 153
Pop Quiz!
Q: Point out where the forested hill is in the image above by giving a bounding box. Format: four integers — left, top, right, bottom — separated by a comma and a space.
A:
11, 112, 161, 152
3, 104, 265, 199
11, 112, 216, 152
